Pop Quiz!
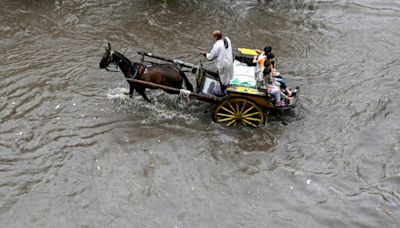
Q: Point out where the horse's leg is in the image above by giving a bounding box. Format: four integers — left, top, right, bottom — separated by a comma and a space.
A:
123, 82, 135, 97
128, 82, 135, 97
136, 87, 151, 102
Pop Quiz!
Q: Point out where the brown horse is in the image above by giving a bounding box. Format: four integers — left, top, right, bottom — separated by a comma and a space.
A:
99, 43, 193, 102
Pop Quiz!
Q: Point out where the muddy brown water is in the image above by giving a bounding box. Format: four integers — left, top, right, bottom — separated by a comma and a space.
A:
1, 0, 400, 227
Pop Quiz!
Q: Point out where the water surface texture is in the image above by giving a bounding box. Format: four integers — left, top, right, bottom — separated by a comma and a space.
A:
1, 0, 400, 227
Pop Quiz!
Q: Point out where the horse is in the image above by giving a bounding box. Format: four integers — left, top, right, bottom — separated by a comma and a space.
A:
99, 43, 193, 102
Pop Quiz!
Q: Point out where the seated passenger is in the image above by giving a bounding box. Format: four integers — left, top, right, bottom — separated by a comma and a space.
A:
265, 52, 275, 69
267, 83, 284, 106
271, 70, 293, 97
263, 53, 275, 82
264, 46, 272, 54
263, 60, 273, 83
264, 68, 293, 106
255, 46, 272, 55
253, 46, 273, 82
252, 50, 266, 82
265, 59, 295, 97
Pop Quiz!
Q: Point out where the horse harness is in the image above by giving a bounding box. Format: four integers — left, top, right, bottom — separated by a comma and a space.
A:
130, 62, 146, 79
130, 62, 181, 79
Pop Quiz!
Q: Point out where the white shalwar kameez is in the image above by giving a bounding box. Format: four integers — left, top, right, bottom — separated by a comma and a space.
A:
206, 37, 234, 85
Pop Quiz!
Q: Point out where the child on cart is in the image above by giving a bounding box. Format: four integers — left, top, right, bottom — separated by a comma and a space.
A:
252, 46, 273, 84
263, 68, 293, 106
264, 58, 296, 97
252, 48, 267, 82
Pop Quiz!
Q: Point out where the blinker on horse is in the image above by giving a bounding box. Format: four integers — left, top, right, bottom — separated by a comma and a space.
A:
99, 43, 193, 102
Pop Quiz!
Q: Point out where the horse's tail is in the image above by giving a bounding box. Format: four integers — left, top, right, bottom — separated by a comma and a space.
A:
180, 71, 193, 92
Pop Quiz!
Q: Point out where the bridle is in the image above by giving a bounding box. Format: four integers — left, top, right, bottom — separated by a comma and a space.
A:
103, 50, 144, 79
104, 50, 120, 72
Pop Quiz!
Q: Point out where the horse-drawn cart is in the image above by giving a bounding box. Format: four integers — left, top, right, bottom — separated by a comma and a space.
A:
99, 44, 299, 127
131, 51, 299, 127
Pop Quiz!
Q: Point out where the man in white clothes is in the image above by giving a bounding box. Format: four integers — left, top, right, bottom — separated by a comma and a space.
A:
203, 30, 234, 92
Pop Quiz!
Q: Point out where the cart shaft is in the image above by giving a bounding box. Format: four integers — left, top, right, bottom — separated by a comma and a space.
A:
126, 78, 219, 103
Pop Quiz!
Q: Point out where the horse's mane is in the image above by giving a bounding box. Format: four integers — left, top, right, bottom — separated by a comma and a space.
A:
112, 51, 133, 66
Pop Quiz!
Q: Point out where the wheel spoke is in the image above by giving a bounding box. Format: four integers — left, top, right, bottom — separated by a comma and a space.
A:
217, 113, 236, 118
242, 119, 258, 127
226, 119, 236, 127
221, 106, 235, 115
242, 105, 255, 115
217, 116, 235, 122
227, 102, 236, 114
235, 103, 240, 115
239, 101, 247, 115
243, 117, 262, 122
242, 112, 260, 118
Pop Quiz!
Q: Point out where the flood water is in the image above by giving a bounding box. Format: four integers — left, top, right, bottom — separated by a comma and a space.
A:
1, 0, 400, 227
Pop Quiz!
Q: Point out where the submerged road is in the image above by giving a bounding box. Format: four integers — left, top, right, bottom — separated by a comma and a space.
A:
1, 0, 399, 227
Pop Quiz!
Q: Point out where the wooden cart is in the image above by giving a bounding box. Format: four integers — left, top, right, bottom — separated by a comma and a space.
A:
131, 52, 299, 127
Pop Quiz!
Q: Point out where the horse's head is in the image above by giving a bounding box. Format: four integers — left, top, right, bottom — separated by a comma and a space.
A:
99, 42, 114, 69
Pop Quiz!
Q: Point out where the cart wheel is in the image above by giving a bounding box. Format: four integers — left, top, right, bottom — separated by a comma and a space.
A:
213, 97, 264, 127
